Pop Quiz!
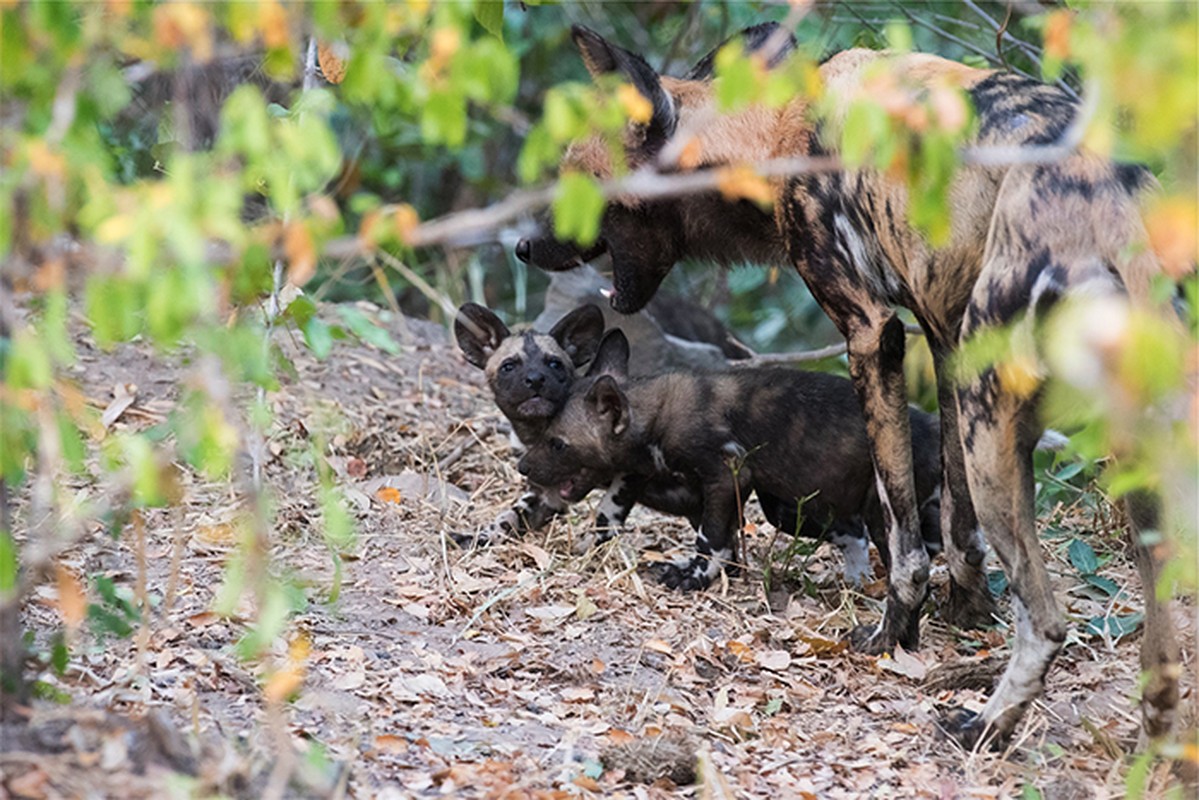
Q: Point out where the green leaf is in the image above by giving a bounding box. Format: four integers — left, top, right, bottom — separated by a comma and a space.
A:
552, 172, 605, 246
987, 568, 1008, 596
473, 0, 503, 40
0, 531, 17, 593
1086, 612, 1143, 641
1084, 574, 1120, 597
338, 307, 399, 355
50, 632, 69, 675
1067, 538, 1100, 576
302, 316, 335, 359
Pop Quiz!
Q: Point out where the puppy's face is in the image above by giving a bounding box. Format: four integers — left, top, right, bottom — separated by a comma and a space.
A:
455, 303, 605, 426
484, 332, 575, 421
518, 332, 633, 494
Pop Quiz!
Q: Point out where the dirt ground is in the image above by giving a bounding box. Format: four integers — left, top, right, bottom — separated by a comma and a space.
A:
2, 301, 1195, 799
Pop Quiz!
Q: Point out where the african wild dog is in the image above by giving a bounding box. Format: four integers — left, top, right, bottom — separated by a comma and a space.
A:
519, 329, 945, 588
515, 24, 1179, 748
455, 302, 703, 544
455, 302, 606, 542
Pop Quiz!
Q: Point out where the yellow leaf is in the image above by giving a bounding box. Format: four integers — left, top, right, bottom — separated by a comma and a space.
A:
677, 136, 704, 171
394, 204, 420, 246
56, 566, 87, 629
257, 0, 289, 51
716, 165, 774, 207
318, 41, 348, 84
429, 26, 460, 71
617, 83, 653, 125
1146, 196, 1198, 280
1043, 11, 1072, 61
997, 354, 1041, 399
374, 734, 408, 754
264, 665, 304, 703
726, 639, 755, 664
376, 486, 402, 504
284, 222, 316, 286
153, 3, 212, 62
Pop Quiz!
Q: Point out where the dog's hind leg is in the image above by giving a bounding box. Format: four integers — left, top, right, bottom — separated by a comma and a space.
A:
1126, 490, 1180, 742
842, 313, 930, 654
931, 343, 998, 630
942, 376, 1064, 749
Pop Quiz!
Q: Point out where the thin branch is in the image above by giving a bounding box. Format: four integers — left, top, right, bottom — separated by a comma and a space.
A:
738, 323, 924, 366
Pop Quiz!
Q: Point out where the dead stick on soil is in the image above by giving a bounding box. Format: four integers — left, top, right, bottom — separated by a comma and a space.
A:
164, 505, 185, 613
437, 424, 497, 472
134, 510, 149, 676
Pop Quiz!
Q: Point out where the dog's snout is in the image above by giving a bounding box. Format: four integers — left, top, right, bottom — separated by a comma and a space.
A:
525, 371, 544, 389
517, 457, 530, 476
514, 238, 531, 263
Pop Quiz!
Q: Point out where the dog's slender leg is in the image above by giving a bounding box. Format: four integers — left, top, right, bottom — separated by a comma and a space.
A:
844, 314, 929, 653
657, 468, 745, 591
1125, 491, 1180, 742
931, 344, 997, 629
942, 381, 1064, 749
594, 474, 643, 542
457, 482, 567, 547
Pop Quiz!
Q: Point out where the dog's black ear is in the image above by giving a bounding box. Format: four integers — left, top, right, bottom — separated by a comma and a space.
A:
548, 304, 605, 367
586, 329, 630, 379
585, 374, 629, 435
454, 303, 510, 369
571, 25, 677, 153
685, 22, 798, 80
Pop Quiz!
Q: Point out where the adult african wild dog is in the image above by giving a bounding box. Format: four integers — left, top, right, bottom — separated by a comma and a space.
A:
518, 329, 945, 588
455, 302, 703, 543
515, 24, 1178, 748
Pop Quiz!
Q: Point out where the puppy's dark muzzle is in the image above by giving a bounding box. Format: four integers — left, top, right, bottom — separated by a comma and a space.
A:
517, 457, 530, 476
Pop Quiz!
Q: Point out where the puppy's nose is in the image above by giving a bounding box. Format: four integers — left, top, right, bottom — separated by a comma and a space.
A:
517, 458, 530, 476
525, 371, 544, 389
514, 238, 531, 263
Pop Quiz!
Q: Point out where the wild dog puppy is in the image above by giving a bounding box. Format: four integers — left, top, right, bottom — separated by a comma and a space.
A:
455, 302, 606, 542
515, 24, 1179, 748
455, 303, 701, 544
518, 330, 944, 589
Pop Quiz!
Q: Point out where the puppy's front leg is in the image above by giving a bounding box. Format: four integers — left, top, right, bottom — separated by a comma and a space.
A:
456, 481, 566, 548
657, 471, 743, 591
594, 473, 644, 542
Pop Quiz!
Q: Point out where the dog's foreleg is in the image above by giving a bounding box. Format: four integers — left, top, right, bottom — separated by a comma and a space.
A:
941, 379, 1064, 749
1126, 490, 1180, 743
594, 474, 643, 542
458, 482, 567, 548
845, 314, 929, 654
828, 520, 873, 586
657, 470, 744, 591
932, 344, 998, 630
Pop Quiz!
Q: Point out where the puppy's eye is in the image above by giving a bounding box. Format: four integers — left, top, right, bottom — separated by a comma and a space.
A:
500, 359, 518, 374
550, 437, 567, 452
546, 358, 564, 371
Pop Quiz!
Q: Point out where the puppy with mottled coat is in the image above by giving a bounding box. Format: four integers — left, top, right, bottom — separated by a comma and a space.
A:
519, 330, 945, 588
455, 303, 704, 545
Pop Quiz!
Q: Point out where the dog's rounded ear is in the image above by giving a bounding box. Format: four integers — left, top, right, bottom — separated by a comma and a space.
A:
570, 25, 677, 154
586, 329, 630, 379
454, 303, 510, 368
685, 22, 798, 81
548, 304, 605, 367
585, 374, 629, 435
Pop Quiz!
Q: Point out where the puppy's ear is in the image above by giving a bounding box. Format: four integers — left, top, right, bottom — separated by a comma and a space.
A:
548, 304, 605, 367
586, 329, 630, 379
570, 25, 676, 154
586, 375, 629, 435
454, 303, 510, 368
